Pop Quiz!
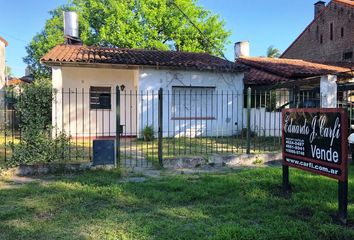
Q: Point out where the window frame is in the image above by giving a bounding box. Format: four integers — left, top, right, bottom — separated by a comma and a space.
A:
171, 86, 216, 120
329, 22, 334, 41
89, 86, 112, 110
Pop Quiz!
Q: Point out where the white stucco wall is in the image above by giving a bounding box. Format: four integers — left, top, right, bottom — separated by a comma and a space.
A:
52, 65, 245, 138
0, 41, 5, 89
0, 41, 6, 125
138, 68, 245, 137
52, 66, 138, 138
320, 75, 337, 108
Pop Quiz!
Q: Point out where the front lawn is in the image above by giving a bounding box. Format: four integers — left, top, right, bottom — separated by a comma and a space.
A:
0, 136, 281, 168
1, 166, 354, 239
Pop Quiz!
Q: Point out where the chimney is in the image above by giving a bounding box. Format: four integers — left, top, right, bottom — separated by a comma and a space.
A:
234, 41, 250, 60
314, 1, 326, 19
63, 11, 82, 45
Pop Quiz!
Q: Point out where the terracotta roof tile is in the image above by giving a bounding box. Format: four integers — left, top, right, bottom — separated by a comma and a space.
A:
243, 68, 290, 86
7, 78, 31, 86
41, 44, 248, 73
239, 57, 351, 77
0, 36, 8, 47
238, 57, 352, 85
334, 0, 354, 7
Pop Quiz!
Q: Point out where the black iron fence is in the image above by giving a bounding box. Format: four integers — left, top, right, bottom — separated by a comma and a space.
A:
0, 87, 352, 168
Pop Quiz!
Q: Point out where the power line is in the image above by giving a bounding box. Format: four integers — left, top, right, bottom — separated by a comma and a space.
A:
168, 0, 229, 61
0, 32, 27, 43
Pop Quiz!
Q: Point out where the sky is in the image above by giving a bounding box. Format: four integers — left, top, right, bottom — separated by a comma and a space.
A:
0, 0, 315, 77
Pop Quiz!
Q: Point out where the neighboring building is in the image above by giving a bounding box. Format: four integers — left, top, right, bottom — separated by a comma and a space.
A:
239, 57, 352, 89
6, 76, 33, 92
237, 56, 352, 136
281, 0, 354, 64
0, 36, 8, 89
41, 44, 247, 138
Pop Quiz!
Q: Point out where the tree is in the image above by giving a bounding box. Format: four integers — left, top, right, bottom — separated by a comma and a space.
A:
10, 78, 70, 166
24, 0, 231, 78
266, 45, 281, 58
5, 65, 13, 78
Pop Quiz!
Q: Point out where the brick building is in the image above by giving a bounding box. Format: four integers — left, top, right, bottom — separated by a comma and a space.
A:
281, 0, 354, 64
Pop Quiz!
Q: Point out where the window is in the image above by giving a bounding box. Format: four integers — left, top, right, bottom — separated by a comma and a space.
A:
90, 86, 111, 110
320, 34, 323, 44
316, 25, 319, 40
330, 22, 333, 40
341, 27, 344, 38
172, 86, 216, 120
343, 51, 353, 60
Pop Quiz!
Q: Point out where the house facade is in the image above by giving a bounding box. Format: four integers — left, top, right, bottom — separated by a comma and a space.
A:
281, 0, 354, 64
0, 36, 8, 89
41, 45, 247, 138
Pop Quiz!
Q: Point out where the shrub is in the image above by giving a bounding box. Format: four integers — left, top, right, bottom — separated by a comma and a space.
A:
8, 78, 71, 166
239, 128, 257, 138
9, 132, 71, 166
142, 125, 154, 141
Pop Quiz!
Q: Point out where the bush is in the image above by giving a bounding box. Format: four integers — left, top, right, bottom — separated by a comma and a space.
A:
9, 132, 71, 166
8, 79, 71, 166
239, 128, 257, 138
142, 125, 154, 141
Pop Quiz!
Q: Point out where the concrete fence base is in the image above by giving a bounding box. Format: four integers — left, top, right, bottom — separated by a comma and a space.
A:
6, 152, 282, 176
162, 152, 282, 169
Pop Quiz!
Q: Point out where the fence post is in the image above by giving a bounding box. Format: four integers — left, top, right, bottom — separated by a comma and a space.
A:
115, 86, 120, 168
246, 87, 251, 154
158, 88, 163, 167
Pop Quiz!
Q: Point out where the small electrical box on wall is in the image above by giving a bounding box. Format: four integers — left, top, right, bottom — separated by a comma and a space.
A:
92, 140, 115, 166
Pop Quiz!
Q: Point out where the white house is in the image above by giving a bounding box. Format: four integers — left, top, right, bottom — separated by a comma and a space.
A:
0, 36, 8, 89
41, 44, 248, 139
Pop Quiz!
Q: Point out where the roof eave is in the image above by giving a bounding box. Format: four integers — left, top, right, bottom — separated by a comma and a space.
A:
41, 61, 248, 74
0, 36, 8, 47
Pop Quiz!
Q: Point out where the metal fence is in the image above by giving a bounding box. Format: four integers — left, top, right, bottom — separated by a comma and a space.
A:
1, 87, 352, 168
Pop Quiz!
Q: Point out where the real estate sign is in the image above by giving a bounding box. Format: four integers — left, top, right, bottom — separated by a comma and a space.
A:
282, 108, 348, 181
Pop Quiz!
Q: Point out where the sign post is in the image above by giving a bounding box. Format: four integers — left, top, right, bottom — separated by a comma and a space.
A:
282, 108, 348, 224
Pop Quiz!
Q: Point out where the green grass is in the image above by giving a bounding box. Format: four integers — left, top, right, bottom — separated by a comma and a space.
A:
0, 136, 281, 168
1, 166, 354, 239
135, 136, 281, 160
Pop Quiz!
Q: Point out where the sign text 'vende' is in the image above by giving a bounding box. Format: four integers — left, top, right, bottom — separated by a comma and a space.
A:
282, 108, 348, 181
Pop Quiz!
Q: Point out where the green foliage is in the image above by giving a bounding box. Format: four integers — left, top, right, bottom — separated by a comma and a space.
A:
266, 45, 281, 58
10, 133, 71, 166
239, 128, 257, 138
24, 0, 231, 78
142, 125, 154, 141
5, 65, 13, 78
9, 79, 71, 166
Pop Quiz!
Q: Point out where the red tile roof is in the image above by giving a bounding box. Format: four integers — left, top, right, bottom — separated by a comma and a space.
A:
41, 44, 248, 73
334, 0, 354, 7
238, 57, 352, 85
0, 36, 8, 47
243, 68, 289, 85
7, 78, 31, 86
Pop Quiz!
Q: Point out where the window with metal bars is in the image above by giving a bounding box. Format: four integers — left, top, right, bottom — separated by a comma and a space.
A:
172, 86, 216, 120
90, 86, 111, 110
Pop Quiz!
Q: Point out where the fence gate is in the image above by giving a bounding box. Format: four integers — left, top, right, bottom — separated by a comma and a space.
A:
116, 88, 158, 168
